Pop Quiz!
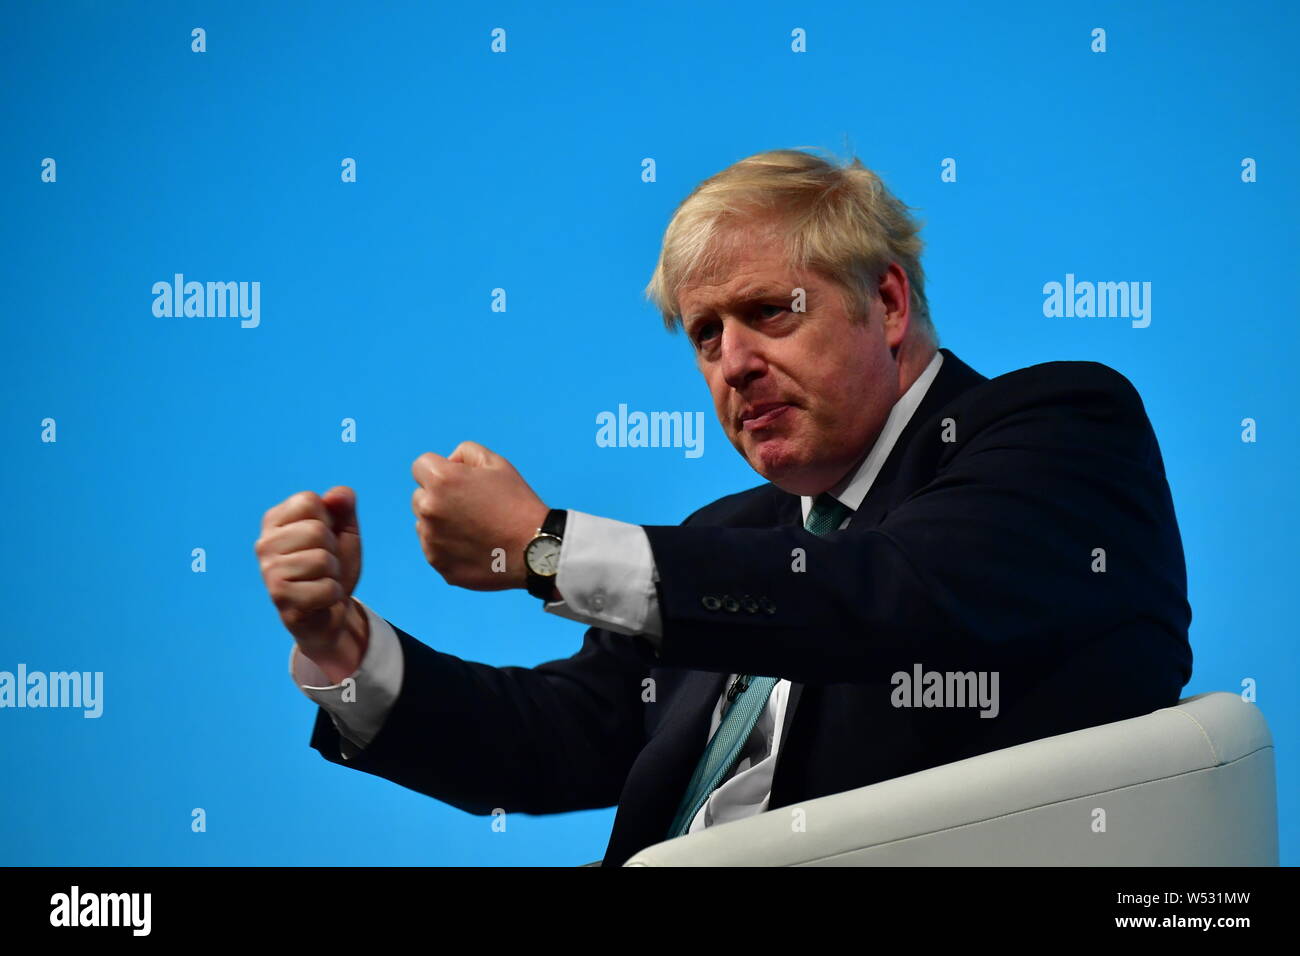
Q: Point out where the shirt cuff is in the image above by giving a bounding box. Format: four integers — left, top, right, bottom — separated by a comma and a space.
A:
541, 509, 663, 644
289, 598, 404, 759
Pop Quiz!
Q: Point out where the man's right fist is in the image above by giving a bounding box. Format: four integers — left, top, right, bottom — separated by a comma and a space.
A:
255, 486, 368, 681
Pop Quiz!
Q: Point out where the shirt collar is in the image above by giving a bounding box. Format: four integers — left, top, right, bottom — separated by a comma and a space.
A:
799, 350, 945, 524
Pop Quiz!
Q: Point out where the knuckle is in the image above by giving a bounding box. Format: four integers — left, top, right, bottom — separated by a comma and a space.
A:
306, 548, 338, 576
293, 491, 325, 519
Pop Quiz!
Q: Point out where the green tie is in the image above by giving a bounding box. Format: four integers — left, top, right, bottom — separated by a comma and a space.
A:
665, 491, 854, 838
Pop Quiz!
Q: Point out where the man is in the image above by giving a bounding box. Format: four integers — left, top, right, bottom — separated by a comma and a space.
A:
255, 148, 1192, 867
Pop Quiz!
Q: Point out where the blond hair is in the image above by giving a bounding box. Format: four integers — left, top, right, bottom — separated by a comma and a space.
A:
644, 147, 937, 347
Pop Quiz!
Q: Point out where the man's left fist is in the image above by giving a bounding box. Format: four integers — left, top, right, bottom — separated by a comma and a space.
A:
411, 441, 550, 591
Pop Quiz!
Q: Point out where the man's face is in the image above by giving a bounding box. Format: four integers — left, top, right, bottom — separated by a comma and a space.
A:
679, 223, 906, 496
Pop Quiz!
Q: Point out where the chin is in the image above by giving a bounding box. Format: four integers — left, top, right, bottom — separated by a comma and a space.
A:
747, 441, 809, 486
748, 440, 852, 496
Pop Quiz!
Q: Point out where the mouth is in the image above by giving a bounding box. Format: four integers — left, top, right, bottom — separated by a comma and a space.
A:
740, 402, 793, 431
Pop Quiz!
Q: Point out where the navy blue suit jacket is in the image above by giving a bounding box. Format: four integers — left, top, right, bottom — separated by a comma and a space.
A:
307, 348, 1193, 866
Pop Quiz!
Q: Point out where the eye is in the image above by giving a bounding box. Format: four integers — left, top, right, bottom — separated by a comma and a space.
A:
691, 321, 721, 347
758, 303, 788, 319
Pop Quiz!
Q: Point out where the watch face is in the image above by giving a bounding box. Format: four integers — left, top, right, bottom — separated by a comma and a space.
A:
525, 535, 561, 575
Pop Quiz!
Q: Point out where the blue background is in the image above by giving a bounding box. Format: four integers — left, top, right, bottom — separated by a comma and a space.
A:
2, 0, 1295, 866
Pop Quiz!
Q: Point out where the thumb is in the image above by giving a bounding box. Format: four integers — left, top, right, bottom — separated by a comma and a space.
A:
321, 486, 362, 592
321, 485, 359, 536
447, 440, 495, 467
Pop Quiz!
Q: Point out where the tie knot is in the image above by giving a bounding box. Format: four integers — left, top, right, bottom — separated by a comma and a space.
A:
805, 492, 853, 535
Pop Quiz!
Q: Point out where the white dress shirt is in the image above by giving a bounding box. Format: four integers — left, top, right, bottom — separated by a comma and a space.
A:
292, 351, 945, 835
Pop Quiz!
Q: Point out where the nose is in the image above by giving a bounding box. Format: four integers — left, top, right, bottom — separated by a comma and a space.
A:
719, 320, 767, 391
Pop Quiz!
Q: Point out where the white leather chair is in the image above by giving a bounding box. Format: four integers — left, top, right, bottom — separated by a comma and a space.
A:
619, 692, 1277, 866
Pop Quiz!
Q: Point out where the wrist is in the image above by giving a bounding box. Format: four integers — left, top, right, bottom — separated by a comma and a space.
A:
524, 508, 566, 599
345, 596, 370, 650
304, 599, 369, 684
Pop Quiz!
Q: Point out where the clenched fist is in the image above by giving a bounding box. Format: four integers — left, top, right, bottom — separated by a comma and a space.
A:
255, 486, 369, 683
411, 441, 550, 591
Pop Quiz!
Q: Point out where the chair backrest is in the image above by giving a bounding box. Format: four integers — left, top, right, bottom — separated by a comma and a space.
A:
1139, 691, 1278, 865
621, 691, 1277, 866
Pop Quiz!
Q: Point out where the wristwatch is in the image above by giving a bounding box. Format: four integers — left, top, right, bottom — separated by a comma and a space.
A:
524, 508, 567, 600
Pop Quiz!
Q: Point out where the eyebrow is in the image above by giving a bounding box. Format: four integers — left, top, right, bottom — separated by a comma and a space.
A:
682, 283, 794, 327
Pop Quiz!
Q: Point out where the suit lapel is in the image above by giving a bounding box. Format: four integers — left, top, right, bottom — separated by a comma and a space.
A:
844, 347, 988, 528
773, 490, 806, 756
610, 349, 989, 859
770, 348, 987, 767
602, 667, 725, 864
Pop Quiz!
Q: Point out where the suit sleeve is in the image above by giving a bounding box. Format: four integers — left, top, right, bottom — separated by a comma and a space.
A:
307, 613, 661, 816
290, 598, 404, 758
541, 508, 664, 643
641, 363, 1193, 685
